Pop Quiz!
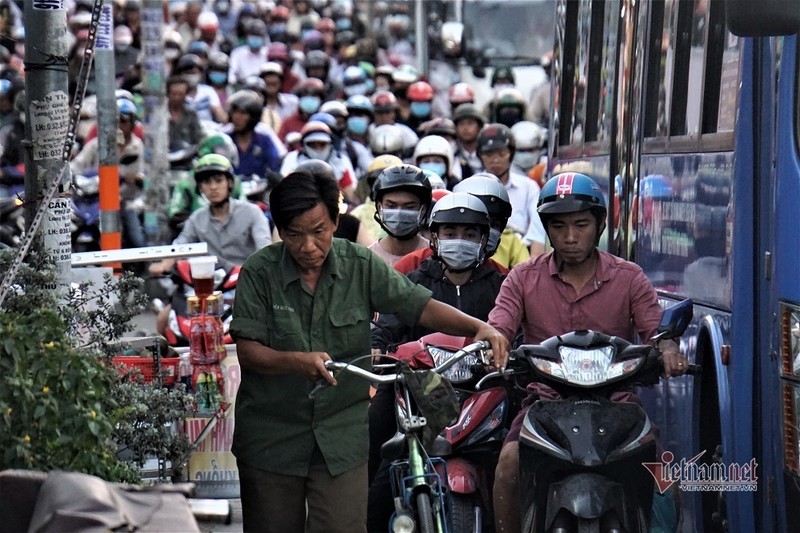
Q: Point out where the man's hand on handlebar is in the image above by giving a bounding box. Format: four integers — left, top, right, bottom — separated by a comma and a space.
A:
658, 339, 690, 377
296, 352, 337, 386
474, 323, 510, 372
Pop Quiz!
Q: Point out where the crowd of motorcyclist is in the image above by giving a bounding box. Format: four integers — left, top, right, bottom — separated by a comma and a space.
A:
0, 1, 692, 532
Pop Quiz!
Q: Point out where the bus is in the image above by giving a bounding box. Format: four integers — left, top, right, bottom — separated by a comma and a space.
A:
547, 0, 800, 531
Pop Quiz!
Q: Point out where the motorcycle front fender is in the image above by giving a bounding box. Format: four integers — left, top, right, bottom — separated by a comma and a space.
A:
544, 473, 627, 529
446, 456, 478, 494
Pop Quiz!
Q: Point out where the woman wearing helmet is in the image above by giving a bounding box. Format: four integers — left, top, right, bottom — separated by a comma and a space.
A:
229, 18, 268, 85
174, 53, 227, 124
368, 192, 505, 532
368, 164, 433, 266
412, 134, 459, 188
278, 77, 326, 141
404, 80, 434, 130
280, 120, 358, 204
510, 120, 548, 187
489, 173, 689, 533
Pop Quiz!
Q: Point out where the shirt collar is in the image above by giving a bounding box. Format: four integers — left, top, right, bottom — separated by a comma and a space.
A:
277, 238, 345, 289
547, 249, 609, 281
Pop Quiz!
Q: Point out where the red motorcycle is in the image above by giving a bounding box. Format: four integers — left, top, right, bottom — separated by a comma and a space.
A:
163, 259, 239, 347
393, 332, 523, 533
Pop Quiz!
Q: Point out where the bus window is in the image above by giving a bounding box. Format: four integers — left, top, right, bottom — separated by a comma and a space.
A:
670, 0, 708, 137
570, 1, 592, 145
556, 0, 579, 148
716, 33, 741, 132
585, 0, 620, 146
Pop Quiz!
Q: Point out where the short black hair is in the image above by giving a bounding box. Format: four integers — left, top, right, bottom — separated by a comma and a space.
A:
270, 170, 340, 230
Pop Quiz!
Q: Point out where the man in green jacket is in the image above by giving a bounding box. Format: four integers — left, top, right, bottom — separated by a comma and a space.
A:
230, 166, 508, 533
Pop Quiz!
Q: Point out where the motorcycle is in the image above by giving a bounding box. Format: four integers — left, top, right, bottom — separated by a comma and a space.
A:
393, 332, 524, 532
71, 170, 100, 252
163, 259, 239, 347
501, 299, 698, 533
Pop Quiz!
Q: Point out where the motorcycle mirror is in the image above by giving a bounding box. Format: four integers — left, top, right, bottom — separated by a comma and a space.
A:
655, 299, 693, 339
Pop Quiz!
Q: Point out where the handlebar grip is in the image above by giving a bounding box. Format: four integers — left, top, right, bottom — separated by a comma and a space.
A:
685, 364, 702, 375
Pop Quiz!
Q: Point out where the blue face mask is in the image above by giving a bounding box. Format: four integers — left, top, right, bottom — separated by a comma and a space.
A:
419, 161, 446, 179
365, 79, 376, 94
410, 101, 432, 118
247, 36, 265, 49
336, 18, 352, 31
208, 71, 227, 85
299, 95, 321, 114
347, 116, 369, 136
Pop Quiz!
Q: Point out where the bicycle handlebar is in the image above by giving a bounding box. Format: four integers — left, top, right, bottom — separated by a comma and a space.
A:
324, 340, 491, 384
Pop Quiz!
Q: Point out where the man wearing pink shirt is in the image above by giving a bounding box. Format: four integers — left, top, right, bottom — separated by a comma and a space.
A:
489, 173, 690, 533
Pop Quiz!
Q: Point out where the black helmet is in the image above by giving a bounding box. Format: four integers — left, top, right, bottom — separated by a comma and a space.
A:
175, 53, 203, 74
429, 192, 490, 234
372, 163, 433, 207
477, 123, 515, 158
304, 50, 331, 72
296, 159, 336, 182
227, 89, 264, 130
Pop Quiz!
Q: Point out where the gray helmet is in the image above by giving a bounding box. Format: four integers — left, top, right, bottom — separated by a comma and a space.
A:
453, 173, 513, 221
372, 163, 432, 208
370, 124, 405, 156
429, 192, 490, 234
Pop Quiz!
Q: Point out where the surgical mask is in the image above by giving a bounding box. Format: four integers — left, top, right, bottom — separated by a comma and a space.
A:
299, 95, 321, 114
183, 73, 201, 88
165, 47, 181, 61
303, 144, 331, 161
513, 151, 539, 171
336, 18, 352, 31
115, 42, 129, 52
380, 208, 421, 238
486, 227, 502, 255
344, 82, 368, 97
410, 101, 431, 118
365, 79, 376, 94
419, 162, 446, 179
437, 238, 483, 272
208, 71, 228, 85
347, 116, 369, 135
247, 36, 265, 49
216, 0, 230, 15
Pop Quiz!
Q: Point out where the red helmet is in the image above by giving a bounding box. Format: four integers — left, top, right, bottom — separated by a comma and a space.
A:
448, 82, 475, 105
316, 17, 336, 33
371, 90, 398, 112
407, 81, 434, 102
267, 42, 289, 62
271, 6, 290, 21
294, 77, 325, 97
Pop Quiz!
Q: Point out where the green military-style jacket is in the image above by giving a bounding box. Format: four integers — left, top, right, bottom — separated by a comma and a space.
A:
230, 238, 432, 476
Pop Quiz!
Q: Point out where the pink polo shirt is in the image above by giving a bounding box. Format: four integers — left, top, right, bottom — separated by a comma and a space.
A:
489, 250, 662, 345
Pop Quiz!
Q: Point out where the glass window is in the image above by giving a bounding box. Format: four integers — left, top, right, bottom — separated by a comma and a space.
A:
715, 32, 741, 132
597, 0, 620, 142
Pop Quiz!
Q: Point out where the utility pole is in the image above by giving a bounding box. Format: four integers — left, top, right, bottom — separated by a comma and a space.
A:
24, 2, 72, 292
95, 3, 121, 253
140, 0, 169, 245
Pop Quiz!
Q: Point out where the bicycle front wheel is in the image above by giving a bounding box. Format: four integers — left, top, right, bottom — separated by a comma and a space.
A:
416, 491, 436, 533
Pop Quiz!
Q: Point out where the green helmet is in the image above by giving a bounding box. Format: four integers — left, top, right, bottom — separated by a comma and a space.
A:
197, 132, 240, 168
194, 154, 234, 185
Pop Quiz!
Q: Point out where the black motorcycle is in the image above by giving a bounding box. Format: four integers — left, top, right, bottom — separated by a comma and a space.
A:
505, 299, 698, 533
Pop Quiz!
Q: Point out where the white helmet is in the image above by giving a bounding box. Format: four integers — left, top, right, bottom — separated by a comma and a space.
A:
412, 135, 453, 177
511, 120, 547, 151
370, 124, 405, 156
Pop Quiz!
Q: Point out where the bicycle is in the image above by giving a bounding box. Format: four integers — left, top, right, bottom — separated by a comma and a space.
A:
321, 340, 491, 533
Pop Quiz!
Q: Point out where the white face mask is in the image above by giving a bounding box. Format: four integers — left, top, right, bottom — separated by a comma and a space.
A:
437, 238, 483, 272
513, 151, 539, 171
303, 145, 331, 161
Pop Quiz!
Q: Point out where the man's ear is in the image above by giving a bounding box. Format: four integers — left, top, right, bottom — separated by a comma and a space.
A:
333, 214, 339, 231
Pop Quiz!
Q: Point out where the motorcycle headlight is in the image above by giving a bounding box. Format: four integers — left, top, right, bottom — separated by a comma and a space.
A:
428, 345, 476, 384
529, 345, 644, 387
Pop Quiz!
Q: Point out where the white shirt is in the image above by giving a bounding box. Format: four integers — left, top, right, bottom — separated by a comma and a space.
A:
504, 170, 545, 246
229, 45, 269, 85
186, 84, 222, 124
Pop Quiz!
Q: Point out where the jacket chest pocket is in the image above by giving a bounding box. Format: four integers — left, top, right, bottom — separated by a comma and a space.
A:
328, 307, 369, 354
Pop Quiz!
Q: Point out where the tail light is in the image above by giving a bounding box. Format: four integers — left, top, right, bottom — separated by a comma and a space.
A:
780, 303, 800, 474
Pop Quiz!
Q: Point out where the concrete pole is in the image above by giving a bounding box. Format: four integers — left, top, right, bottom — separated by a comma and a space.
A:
415, 0, 430, 77
24, 2, 72, 292
95, 3, 122, 253
140, 0, 169, 245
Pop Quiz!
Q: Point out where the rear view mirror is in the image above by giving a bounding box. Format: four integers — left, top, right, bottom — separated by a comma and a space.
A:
656, 299, 693, 339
